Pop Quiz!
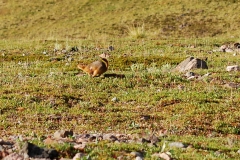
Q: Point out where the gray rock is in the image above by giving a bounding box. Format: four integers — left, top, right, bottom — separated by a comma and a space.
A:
184, 58, 208, 71
226, 65, 240, 71
214, 151, 221, 156
223, 82, 239, 89
185, 72, 195, 78
19, 142, 59, 159
135, 156, 143, 160
3, 153, 24, 160
140, 115, 150, 120
108, 46, 114, 51
103, 134, 118, 142
225, 48, 234, 52
173, 57, 194, 72
130, 151, 143, 157
53, 130, 73, 139
73, 153, 85, 160
168, 142, 188, 148
237, 149, 240, 154
111, 97, 118, 102
220, 45, 227, 52
173, 57, 208, 72
149, 134, 160, 145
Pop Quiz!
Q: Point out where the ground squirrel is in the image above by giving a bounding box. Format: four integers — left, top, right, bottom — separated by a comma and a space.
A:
77, 53, 109, 77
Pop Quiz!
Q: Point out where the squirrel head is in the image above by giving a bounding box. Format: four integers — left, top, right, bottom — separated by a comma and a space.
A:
99, 53, 110, 59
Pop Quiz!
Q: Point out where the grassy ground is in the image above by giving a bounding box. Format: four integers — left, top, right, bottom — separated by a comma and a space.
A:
1, 0, 240, 39
1, 37, 239, 159
0, 0, 240, 159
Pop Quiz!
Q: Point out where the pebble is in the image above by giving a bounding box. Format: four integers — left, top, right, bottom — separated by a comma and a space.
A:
168, 142, 188, 148
159, 152, 171, 160
103, 134, 118, 142
53, 130, 73, 139
111, 97, 118, 102
135, 156, 143, 160
185, 71, 195, 78
226, 65, 240, 71
237, 149, 240, 154
73, 153, 85, 160
130, 151, 142, 157
140, 115, 150, 120
214, 151, 221, 156
2, 153, 24, 160
224, 82, 239, 89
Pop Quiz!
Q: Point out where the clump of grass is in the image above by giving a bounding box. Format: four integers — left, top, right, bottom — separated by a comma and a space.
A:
127, 24, 146, 39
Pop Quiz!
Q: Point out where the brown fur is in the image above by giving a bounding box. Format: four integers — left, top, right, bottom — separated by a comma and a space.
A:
77, 57, 108, 77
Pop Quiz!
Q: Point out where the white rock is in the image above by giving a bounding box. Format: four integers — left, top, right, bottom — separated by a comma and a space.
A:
135, 156, 143, 160
159, 152, 171, 160
225, 48, 234, 52
73, 153, 85, 160
237, 149, 240, 154
185, 72, 195, 78
168, 142, 187, 148
226, 65, 240, 71
219, 45, 227, 51
130, 151, 142, 157
187, 76, 195, 80
111, 97, 118, 102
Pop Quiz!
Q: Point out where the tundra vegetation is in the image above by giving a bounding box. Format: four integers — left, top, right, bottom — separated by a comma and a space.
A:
0, 0, 240, 159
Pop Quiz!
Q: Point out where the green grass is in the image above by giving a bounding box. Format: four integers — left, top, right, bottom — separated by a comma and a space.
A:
1, 37, 239, 159
1, 0, 240, 40
1, 0, 240, 159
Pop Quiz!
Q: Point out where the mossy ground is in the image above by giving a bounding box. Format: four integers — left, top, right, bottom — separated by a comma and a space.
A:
1, 0, 240, 159
1, 37, 240, 159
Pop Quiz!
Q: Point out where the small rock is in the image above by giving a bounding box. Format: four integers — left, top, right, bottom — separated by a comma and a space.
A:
61, 49, 67, 53
237, 149, 240, 154
130, 151, 142, 157
2, 153, 24, 160
67, 57, 74, 62
159, 152, 171, 160
214, 151, 221, 156
223, 82, 239, 89
198, 72, 211, 80
168, 142, 188, 148
108, 46, 114, 51
233, 42, 240, 48
103, 134, 118, 142
111, 97, 118, 102
185, 71, 195, 78
18, 142, 59, 159
139, 138, 151, 143
219, 45, 227, 52
173, 57, 208, 72
187, 76, 195, 80
135, 156, 143, 160
151, 153, 161, 158
140, 115, 150, 120
226, 65, 240, 71
74, 143, 87, 150
225, 48, 234, 53
152, 152, 171, 160
73, 153, 85, 160
44, 137, 58, 146
53, 130, 73, 139
177, 85, 185, 90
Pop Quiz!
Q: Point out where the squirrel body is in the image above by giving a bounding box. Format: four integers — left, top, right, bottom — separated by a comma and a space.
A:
77, 57, 108, 77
